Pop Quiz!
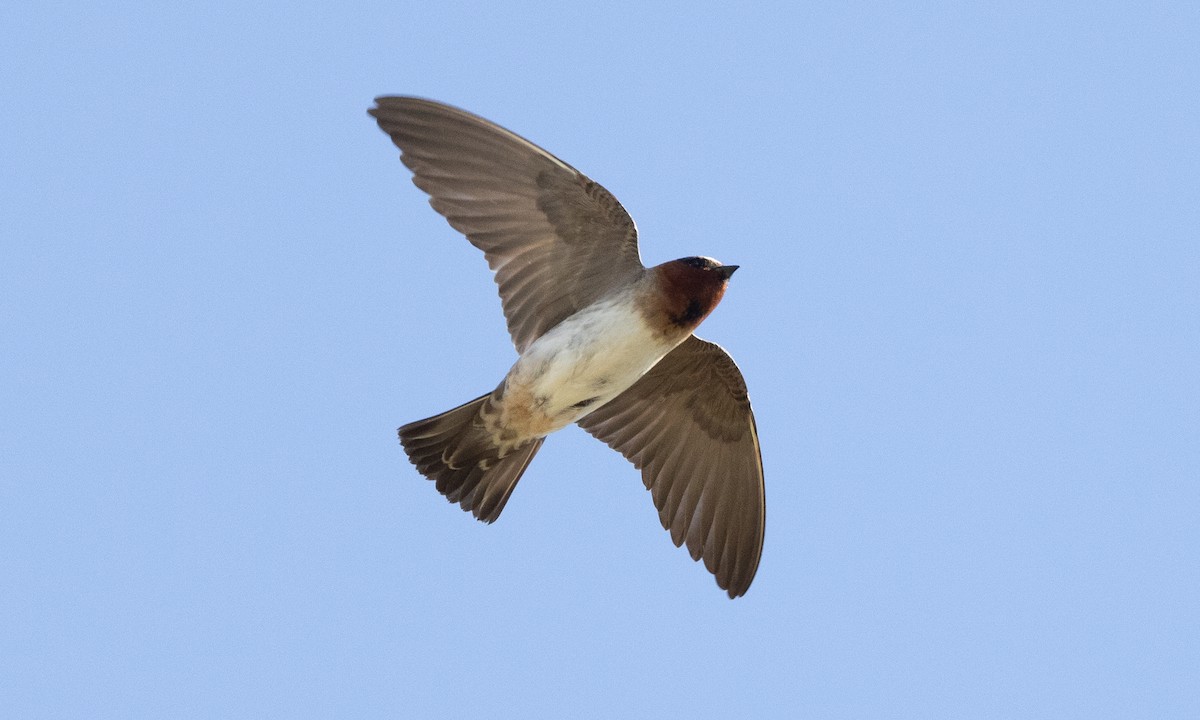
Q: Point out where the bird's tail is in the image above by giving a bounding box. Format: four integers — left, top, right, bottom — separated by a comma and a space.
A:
398, 392, 543, 523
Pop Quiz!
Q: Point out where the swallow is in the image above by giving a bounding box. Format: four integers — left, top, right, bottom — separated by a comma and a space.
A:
370, 97, 765, 598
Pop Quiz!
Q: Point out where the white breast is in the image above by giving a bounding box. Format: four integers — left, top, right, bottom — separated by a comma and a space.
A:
497, 293, 678, 438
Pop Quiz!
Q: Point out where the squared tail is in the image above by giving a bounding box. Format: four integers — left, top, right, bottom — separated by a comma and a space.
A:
398, 393, 543, 523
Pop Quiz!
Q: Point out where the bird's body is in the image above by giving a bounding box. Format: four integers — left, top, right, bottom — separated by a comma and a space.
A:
497, 284, 677, 440
371, 97, 766, 597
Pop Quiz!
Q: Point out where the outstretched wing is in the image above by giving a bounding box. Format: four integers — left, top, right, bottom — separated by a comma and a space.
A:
578, 336, 766, 598
370, 97, 645, 353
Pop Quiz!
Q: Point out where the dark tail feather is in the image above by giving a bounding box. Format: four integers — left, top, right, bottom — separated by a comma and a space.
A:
398, 393, 543, 523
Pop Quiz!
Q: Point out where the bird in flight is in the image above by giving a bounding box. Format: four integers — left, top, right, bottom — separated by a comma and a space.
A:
370, 97, 765, 597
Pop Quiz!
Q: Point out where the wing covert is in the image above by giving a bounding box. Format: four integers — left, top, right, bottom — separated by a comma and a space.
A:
577, 336, 766, 598
370, 96, 644, 352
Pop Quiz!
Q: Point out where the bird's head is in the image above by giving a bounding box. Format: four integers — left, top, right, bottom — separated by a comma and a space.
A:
647, 256, 739, 333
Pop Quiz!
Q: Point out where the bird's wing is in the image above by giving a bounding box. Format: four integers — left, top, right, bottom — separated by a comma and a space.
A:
577, 335, 765, 598
370, 96, 645, 353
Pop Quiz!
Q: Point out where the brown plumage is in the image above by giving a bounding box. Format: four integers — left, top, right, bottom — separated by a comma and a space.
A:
643, 258, 737, 336
372, 96, 766, 598
398, 391, 545, 524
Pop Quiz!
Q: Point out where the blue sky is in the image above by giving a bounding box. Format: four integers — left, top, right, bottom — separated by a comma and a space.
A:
3, 2, 1198, 717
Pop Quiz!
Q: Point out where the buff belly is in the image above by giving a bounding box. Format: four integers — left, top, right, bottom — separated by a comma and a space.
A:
493, 295, 679, 441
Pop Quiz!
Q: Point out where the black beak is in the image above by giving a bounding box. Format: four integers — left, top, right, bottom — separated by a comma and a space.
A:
717, 265, 739, 279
